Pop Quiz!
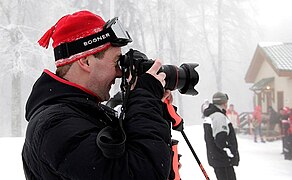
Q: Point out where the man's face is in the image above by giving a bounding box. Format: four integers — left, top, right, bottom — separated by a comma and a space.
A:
86, 46, 122, 101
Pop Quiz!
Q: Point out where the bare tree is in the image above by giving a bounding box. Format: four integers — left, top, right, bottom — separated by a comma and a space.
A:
184, 0, 257, 91
0, 1, 29, 136
0, 0, 73, 136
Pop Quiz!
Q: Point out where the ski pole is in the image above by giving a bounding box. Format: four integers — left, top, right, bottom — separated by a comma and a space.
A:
181, 130, 210, 180
164, 99, 210, 180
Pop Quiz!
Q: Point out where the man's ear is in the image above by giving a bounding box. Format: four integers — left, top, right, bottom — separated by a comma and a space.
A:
77, 57, 90, 72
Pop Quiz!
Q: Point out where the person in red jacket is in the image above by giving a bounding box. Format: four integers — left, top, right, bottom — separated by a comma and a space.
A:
252, 105, 265, 143
289, 110, 292, 135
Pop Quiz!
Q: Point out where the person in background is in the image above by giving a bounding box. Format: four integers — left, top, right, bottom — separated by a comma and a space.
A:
203, 92, 240, 180
201, 99, 210, 118
226, 104, 240, 134
22, 10, 173, 180
279, 107, 291, 156
285, 107, 292, 160
252, 105, 266, 143
267, 106, 280, 140
288, 107, 292, 136
280, 107, 291, 131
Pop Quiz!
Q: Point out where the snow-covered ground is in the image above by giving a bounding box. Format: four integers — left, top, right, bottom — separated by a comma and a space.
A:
1, 125, 291, 179
172, 126, 292, 179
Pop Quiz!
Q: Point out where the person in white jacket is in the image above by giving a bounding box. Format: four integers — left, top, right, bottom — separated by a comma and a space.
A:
203, 92, 240, 180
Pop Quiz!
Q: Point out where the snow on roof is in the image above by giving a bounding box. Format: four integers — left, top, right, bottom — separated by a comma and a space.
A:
260, 43, 292, 71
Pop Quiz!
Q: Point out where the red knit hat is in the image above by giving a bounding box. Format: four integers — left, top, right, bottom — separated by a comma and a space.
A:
38, 10, 111, 67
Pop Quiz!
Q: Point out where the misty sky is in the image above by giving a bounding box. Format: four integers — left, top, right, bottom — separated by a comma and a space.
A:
1, 0, 292, 135
256, 0, 292, 42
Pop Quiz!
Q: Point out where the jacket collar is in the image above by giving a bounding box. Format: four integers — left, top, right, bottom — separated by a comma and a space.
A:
25, 69, 99, 120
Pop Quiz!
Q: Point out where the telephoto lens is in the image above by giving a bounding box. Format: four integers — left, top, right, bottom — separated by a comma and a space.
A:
162, 63, 199, 95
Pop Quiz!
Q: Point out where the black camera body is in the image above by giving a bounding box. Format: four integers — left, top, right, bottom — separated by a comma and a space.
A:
119, 49, 199, 95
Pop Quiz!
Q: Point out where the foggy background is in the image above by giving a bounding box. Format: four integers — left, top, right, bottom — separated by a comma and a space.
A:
1, 0, 292, 137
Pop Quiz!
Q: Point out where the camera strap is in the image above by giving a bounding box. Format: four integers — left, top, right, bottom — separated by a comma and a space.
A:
119, 49, 137, 119
97, 49, 137, 158
96, 104, 126, 159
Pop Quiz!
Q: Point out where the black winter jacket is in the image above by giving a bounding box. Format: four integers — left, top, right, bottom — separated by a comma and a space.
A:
22, 69, 172, 180
203, 103, 239, 168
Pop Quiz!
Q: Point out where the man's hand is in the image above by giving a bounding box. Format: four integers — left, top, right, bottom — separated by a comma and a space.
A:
146, 59, 166, 87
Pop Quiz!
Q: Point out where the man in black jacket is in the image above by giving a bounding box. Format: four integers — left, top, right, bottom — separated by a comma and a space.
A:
22, 10, 172, 180
203, 92, 240, 180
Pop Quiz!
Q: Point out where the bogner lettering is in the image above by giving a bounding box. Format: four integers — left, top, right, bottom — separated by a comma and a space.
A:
83, 33, 110, 46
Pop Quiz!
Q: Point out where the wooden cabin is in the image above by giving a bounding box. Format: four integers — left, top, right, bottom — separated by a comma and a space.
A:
245, 42, 292, 113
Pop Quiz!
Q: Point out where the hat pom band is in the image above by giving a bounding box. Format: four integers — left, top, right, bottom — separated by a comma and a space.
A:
38, 26, 55, 49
